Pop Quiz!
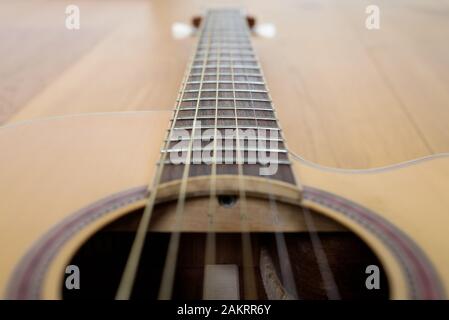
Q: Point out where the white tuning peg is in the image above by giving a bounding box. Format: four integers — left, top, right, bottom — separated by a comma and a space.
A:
253, 23, 276, 38
171, 22, 195, 39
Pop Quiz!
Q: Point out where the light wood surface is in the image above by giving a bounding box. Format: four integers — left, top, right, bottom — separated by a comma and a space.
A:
0, 112, 170, 294
1, 0, 449, 169
1, 1, 448, 300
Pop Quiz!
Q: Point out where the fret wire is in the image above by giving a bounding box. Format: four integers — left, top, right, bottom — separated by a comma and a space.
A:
198, 43, 252, 46
192, 64, 259, 67
167, 126, 281, 131
203, 42, 250, 45
166, 133, 284, 139
188, 72, 261, 76
198, 38, 252, 42
162, 147, 288, 153
193, 58, 257, 63
167, 133, 283, 138
197, 59, 257, 64
190, 69, 260, 72
198, 48, 253, 51
159, 159, 292, 165
191, 65, 260, 70
196, 50, 254, 53
197, 50, 254, 54
175, 111, 274, 117
197, 49, 253, 52
199, 39, 251, 41
176, 115, 276, 120
179, 105, 272, 110
166, 137, 284, 143
198, 43, 252, 47
177, 116, 276, 121
188, 77, 261, 81
179, 98, 271, 102
185, 81, 266, 85
191, 67, 259, 71
180, 95, 272, 102
196, 49, 254, 53
193, 65, 258, 69
184, 89, 268, 93
196, 53, 255, 57
187, 78, 263, 81
176, 107, 274, 112
201, 38, 250, 41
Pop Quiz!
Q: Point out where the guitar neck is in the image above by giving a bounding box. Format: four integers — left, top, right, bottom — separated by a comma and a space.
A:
160, 9, 296, 185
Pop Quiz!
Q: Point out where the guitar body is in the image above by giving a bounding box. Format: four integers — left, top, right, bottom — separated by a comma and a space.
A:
1, 8, 448, 301
1, 111, 448, 299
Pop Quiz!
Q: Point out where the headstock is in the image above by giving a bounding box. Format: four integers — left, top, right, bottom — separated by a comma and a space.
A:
171, 14, 276, 39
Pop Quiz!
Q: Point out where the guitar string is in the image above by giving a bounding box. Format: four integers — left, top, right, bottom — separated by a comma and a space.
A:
157, 16, 213, 300
246, 47, 299, 299
303, 207, 341, 300
230, 13, 258, 300
247, 26, 298, 300
248, 77, 299, 299
252, 29, 340, 300
114, 16, 208, 300
203, 19, 221, 281
204, 10, 301, 300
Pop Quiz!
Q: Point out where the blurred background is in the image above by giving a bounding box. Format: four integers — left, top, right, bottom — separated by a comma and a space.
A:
1, 0, 448, 168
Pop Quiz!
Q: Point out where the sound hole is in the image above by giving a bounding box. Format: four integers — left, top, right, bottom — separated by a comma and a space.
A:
63, 207, 389, 300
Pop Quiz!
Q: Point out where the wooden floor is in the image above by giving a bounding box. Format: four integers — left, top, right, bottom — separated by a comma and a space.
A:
1, 0, 449, 168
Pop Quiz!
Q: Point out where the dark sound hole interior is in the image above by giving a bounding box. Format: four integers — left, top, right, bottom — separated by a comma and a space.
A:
63, 211, 389, 300
218, 195, 238, 208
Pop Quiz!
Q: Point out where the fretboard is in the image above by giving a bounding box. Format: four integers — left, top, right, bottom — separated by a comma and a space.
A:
160, 9, 295, 185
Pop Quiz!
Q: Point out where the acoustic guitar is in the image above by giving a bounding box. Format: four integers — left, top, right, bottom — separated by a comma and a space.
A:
1, 9, 448, 300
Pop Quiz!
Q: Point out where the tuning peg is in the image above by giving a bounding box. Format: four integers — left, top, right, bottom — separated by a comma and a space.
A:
191, 16, 202, 29
246, 15, 256, 29
253, 23, 276, 38
171, 22, 195, 39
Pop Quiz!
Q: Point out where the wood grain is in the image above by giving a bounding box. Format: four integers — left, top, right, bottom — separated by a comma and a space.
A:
1, 0, 449, 168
